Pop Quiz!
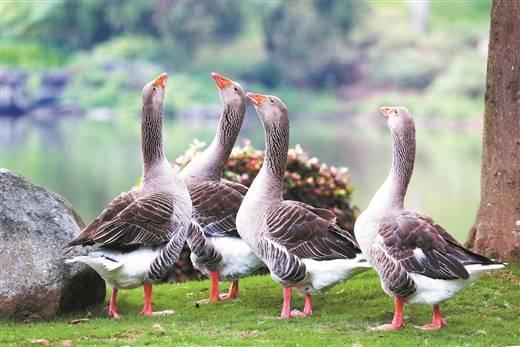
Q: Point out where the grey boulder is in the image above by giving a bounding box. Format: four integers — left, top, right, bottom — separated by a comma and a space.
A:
0, 168, 105, 321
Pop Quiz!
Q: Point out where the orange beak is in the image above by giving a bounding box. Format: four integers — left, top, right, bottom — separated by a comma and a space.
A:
211, 72, 233, 90
379, 106, 393, 118
246, 92, 267, 107
153, 72, 168, 88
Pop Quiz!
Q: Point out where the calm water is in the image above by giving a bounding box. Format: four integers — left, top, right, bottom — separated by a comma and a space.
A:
1, 113, 482, 242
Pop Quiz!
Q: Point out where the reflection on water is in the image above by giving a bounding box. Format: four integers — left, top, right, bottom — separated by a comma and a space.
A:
1, 113, 481, 241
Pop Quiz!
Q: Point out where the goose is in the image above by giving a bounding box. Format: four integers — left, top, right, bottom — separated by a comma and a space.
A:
66, 73, 192, 319
236, 92, 371, 319
180, 73, 263, 303
354, 106, 505, 330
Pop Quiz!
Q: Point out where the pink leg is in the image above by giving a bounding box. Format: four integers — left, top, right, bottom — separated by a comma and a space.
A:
140, 283, 154, 316
303, 293, 313, 316
417, 305, 447, 330
108, 288, 121, 320
280, 287, 306, 319
209, 271, 221, 302
220, 280, 239, 300
281, 287, 292, 319
375, 297, 406, 331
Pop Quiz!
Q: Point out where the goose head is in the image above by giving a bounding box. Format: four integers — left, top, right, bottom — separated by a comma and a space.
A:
246, 92, 288, 127
211, 72, 246, 109
142, 72, 167, 107
380, 106, 415, 134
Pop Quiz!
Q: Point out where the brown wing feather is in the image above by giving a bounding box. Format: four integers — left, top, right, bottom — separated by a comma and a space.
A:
221, 179, 249, 196
68, 191, 175, 248
378, 211, 497, 281
264, 201, 360, 260
188, 180, 245, 238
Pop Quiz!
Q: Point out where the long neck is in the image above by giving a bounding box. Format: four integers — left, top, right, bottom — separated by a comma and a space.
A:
250, 118, 289, 202
182, 104, 245, 180
141, 104, 165, 175
369, 126, 415, 210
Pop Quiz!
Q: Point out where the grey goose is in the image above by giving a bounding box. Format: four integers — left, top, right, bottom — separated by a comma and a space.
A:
236, 92, 371, 319
180, 73, 263, 303
354, 106, 505, 330
66, 73, 192, 319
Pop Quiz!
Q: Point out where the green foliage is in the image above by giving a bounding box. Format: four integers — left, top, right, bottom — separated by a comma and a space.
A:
428, 52, 486, 101
156, 1, 243, 58
173, 140, 357, 230
0, 41, 66, 69
1, 265, 518, 345
2, 0, 243, 59
259, 0, 361, 88
368, 47, 445, 89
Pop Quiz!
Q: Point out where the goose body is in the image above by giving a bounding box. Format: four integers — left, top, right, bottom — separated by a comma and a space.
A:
66, 73, 192, 319
191, 230, 263, 280
69, 245, 162, 290
180, 73, 263, 302
236, 93, 370, 318
354, 106, 504, 330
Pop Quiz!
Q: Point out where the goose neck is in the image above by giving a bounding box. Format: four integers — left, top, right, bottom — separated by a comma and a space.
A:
142, 104, 165, 176
182, 104, 245, 181
368, 127, 415, 211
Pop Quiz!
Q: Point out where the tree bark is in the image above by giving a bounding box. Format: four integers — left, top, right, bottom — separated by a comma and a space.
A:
466, 0, 520, 261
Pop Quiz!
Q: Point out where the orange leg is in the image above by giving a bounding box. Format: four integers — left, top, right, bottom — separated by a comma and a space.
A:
209, 271, 221, 302
108, 288, 121, 320
376, 297, 406, 330
417, 305, 447, 330
139, 283, 174, 316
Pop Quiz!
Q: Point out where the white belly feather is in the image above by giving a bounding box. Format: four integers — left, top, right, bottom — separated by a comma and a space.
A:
211, 237, 264, 279
66, 247, 161, 289
407, 263, 505, 305
293, 254, 372, 293
191, 236, 264, 280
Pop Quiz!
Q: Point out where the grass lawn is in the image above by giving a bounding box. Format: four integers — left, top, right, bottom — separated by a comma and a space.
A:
1, 264, 518, 346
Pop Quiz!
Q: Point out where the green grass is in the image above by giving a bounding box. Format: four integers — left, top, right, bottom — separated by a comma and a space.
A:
1, 265, 518, 346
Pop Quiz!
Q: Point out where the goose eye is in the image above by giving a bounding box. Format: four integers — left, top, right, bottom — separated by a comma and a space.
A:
269, 99, 274, 104
394, 110, 398, 116
234, 87, 238, 92
152, 87, 156, 92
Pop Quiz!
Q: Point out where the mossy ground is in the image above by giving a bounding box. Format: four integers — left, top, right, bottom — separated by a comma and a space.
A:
1, 264, 518, 346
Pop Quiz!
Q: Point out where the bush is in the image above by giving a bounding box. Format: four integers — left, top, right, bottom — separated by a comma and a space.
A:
173, 139, 357, 231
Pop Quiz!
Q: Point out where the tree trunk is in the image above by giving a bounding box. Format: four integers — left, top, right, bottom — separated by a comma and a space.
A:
408, 0, 430, 34
466, 0, 520, 261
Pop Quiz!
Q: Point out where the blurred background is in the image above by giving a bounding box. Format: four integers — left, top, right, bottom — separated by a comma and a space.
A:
1, 0, 491, 241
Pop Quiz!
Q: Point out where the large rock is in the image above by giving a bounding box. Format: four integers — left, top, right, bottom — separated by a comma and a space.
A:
0, 169, 105, 321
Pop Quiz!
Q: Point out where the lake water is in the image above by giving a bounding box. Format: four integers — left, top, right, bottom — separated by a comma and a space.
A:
1, 113, 482, 242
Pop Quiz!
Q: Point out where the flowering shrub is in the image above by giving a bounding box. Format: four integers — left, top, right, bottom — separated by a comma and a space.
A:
174, 139, 357, 231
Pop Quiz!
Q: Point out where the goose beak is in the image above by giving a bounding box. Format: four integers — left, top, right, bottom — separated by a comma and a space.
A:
211, 72, 233, 90
246, 92, 267, 107
153, 73, 168, 88
380, 106, 393, 118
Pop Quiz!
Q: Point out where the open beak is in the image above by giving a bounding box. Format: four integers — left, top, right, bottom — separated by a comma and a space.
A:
379, 106, 393, 118
153, 72, 168, 88
211, 72, 233, 90
246, 92, 267, 107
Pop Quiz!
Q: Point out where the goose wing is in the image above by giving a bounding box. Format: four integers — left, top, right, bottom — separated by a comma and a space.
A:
221, 179, 249, 196
67, 191, 176, 248
188, 180, 245, 238
263, 200, 360, 261
376, 210, 496, 281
